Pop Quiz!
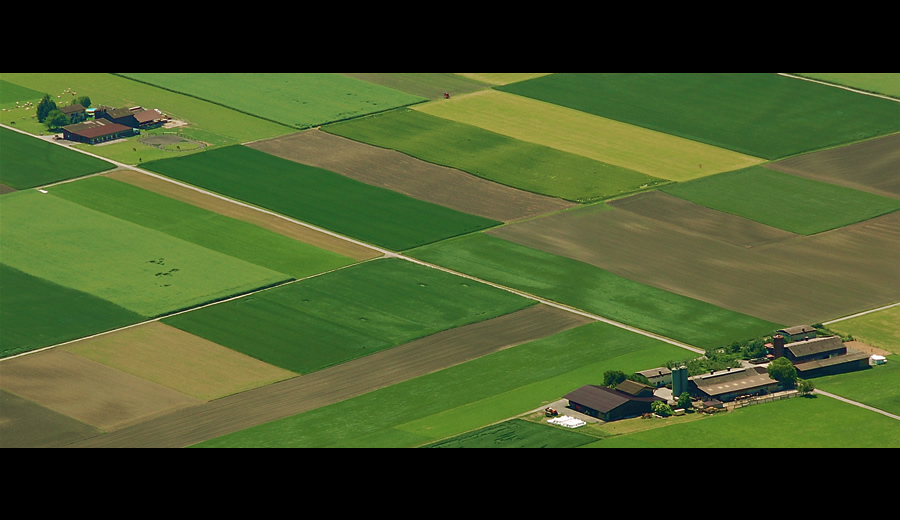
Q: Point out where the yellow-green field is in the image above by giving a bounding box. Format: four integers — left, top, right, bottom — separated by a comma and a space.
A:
829, 306, 900, 355
415, 90, 765, 182
455, 73, 552, 86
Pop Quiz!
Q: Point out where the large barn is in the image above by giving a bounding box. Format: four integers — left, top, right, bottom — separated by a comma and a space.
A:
564, 381, 663, 422
62, 119, 136, 145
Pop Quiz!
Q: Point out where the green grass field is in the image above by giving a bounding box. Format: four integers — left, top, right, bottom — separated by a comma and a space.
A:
0, 264, 144, 357
408, 233, 782, 350
829, 307, 900, 355
812, 358, 900, 417
164, 258, 534, 374
415, 90, 765, 182
498, 73, 900, 160
340, 73, 491, 99
423, 418, 598, 448
141, 144, 500, 251
0, 79, 45, 106
50, 176, 356, 279
190, 321, 688, 447
456, 73, 552, 85
0, 126, 116, 189
0, 189, 291, 318
589, 394, 900, 448
796, 73, 900, 99
324, 108, 666, 202
118, 73, 427, 129
660, 166, 900, 235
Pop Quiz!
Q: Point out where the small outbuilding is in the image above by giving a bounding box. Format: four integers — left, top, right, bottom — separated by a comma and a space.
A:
636, 367, 672, 388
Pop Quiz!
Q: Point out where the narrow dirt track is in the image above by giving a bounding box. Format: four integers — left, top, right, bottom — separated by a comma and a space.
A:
65, 304, 593, 448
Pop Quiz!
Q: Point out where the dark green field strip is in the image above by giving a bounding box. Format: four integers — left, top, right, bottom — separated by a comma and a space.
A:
323, 109, 666, 203
0, 126, 116, 189
163, 258, 535, 375
408, 233, 782, 350
423, 418, 598, 448
660, 166, 900, 235
0, 79, 46, 105
498, 73, 900, 160
141, 145, 499, 252
0, 264, 144, 358
50, 176, 357, 279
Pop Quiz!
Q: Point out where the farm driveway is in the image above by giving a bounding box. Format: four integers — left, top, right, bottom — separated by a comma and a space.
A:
63, 304, 593, 448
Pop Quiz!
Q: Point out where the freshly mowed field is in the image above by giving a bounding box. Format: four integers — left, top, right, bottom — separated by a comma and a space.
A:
0, 349, 202, 433
247, 129, 576, 222
488, 195, 900, 325
0, 390, 102, 448
0, 126, 116, 189
408, 233, 781, 350
324, 109, 666, 202
106, 169, 380, 261
456, 73, 553, 85
498, 73, 900, 160
141, 144, 500, 251
765, 133, 900, 200
829, 307, 900, 355
340, 73, 491, 99
0, 189, 291, 318
660, 166, 900, 235
50, 176, 357, 279
590, 394, 900, 448
191, 321, 689, 448
63, 322, 297, 402
118, 73, 427, 129
163, 258, 535, 375
796, 73, 900, 98
414, 90, 765, 182
423, 418, 598, 448
0, 264, 144, 358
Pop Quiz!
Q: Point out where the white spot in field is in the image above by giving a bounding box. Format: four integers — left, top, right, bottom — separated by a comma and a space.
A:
38, 189, 48, 193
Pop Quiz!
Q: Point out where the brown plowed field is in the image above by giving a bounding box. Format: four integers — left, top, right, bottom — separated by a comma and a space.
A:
62, 304, 592, 448
106, 169, 381, 261
765, 132, 900, 200
247, 129, 576, 222
490, 193, 900, 326
0, 390, 102, 448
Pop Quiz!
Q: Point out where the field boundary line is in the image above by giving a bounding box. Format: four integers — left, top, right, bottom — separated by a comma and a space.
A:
777, 73, 900, 103
813, 390, 900, 422
823, 302, 900, 325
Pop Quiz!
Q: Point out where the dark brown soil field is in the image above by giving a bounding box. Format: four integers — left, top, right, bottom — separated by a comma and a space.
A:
765, 132, 900, 200
247, 129, 576, 222
490, 193, 900, 326
61, 304, 592, 448
0, 390, 102, 448
106, 169, 381, 261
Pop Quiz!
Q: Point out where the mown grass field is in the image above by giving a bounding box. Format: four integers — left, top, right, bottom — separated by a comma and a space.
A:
324, 108, 666, 202
0, 126, 115, 189
191, 321, 689, 448
414, 90, 765, 182
660, 166, 900, 235
423, 418, 598, 448
0, 264, 144, 357
0, 189, 291, 318
51, 176, 356, 279
498, 73, 900, 160
141, 144, 501, 251
164, 258, 534, 375
796, 73, 900, 98
407, 233, 782, 350
118, 73, 427, 129
340, 73, 491, 100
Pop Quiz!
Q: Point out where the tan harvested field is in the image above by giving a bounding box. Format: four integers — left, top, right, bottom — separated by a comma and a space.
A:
63, 322, 297, 402
490, 192, 900, 326
247, 129, 576, 222
63, 304, 593, 448
106, 169, 381, 261
0, 349, 202, 434
0, 390, 101, 448
765, 132, 900, 200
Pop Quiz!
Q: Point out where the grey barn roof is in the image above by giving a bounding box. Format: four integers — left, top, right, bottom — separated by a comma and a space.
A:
786, 336, 844, 358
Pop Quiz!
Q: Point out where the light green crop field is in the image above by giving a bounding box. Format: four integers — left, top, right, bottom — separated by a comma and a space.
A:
0, 189, 291, 318
340, 73, 491, 99
191, 321, 688, 448
0, 126, 116, 189
415, 90, 765, 182
499, 73, 900, 160
829, 306, 900, 355
164, 258, 534, 375
661, 166, 900, 235
408, 233, 782, 350
796, 73, 900, 99
50, 176, 356, 279
0, 264, 144, 357
118, 73, 427, 129
324, 108, 666, 202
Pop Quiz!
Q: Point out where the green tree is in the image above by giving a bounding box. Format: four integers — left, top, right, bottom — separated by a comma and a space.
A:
73, 96, 91, 108
797, 379, 816, 396
603, 370, 627, 388
767, 357, 798, 388
677, 392, 692, 409
44, 109, 69, 130
37, 94, 57, 123
651, 401, 673, 417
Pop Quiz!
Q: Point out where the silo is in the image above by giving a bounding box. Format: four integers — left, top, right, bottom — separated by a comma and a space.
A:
672, 365, 690, 397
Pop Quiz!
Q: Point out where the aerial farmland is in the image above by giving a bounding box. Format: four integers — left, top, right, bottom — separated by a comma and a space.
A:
1, 73, 898, 448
